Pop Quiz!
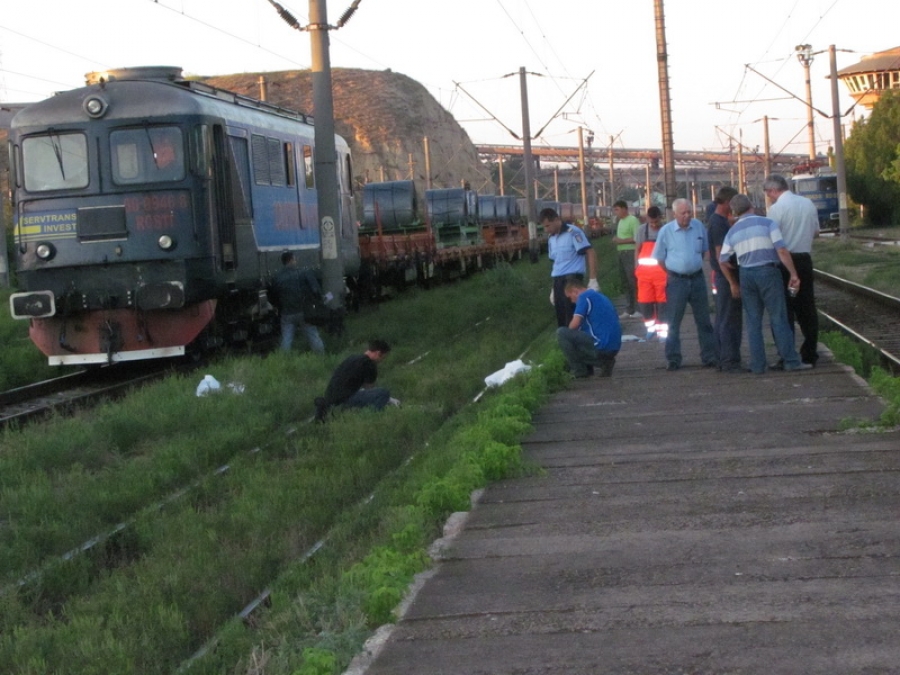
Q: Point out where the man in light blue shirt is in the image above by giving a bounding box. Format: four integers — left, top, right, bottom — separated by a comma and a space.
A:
651, 199, 716, 371
541, 207, 598, 327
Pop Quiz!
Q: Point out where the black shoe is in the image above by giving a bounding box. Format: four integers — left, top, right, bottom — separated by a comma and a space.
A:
768, 360, 785, 371
666, 362, 680, 371
314, 397, 329, 423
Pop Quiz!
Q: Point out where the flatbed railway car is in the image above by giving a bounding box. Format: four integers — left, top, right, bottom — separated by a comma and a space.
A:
358, 181, 529, 293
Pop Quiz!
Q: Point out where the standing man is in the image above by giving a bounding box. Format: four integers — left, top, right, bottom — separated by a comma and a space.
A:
707, 186, 742, 372
651, 199, 717, 371
315, 339, 395, 422
611, 200, 641, 319
269, 251, 325, 354
556, 279, 622, 378
540, 207, 599, 328
719, 194, 810, 374
764, 174, 820, 367
634, 206, 668, 341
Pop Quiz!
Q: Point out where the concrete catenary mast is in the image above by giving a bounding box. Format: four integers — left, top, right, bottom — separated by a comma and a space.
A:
269, 0, 362, 310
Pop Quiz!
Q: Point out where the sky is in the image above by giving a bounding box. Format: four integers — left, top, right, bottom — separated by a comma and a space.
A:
1, 0, 897, 159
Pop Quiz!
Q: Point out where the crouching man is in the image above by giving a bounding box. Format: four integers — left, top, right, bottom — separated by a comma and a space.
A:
556, 279, 622, 378
315, 339, 396, 422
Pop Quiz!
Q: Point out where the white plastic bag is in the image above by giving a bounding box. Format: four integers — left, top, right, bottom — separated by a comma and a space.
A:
484, 359, 532, 388
196, 374, 222, 397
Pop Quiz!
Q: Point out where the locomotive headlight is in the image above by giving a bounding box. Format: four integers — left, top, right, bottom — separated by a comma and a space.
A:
157, 235, 177, 251
83, 95, 109, 118
35, 242, 57, 261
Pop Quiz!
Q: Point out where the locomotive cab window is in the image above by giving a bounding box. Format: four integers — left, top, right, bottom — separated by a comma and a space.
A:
111, 126, 185, 185
22, 132, 89, 192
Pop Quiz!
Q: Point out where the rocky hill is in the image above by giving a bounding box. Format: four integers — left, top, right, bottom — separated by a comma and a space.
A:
204, 68, 494, 197
0, 68, 493, 206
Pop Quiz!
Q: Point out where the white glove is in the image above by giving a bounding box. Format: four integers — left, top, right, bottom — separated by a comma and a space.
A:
549, 289, 555, 305
388, 397, 401, 407
588, 279, 600, 291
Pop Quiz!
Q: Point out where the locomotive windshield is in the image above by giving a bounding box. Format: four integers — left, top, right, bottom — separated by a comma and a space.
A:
22, 132, 89, 192
111, 126, 185, 185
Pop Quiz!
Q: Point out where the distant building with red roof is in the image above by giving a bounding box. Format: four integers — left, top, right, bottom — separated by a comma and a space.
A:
837, 46, 900, 109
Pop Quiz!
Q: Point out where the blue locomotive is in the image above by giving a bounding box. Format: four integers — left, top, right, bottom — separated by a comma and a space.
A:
791, 162, 839, 230
7, 66, 359, 365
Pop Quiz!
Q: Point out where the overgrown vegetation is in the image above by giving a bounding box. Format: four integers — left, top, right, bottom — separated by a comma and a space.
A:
819, 330, 900, 428
811, 227, 900, 296
0, 241, 617, 675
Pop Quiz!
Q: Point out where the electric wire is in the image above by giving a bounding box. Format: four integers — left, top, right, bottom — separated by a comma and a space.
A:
720, 0, 842, 155
150, 0, 310, 69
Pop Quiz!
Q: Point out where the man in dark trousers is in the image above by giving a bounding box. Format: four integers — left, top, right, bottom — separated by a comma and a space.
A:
556, 279, 622, 378
540, 207, 599, 328
269, 251, 325, 354
764, 174, 820, 367
315, 339, 394, 422
707, 186, 742, 372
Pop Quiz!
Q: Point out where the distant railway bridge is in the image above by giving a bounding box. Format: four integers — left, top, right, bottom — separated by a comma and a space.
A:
475, 143, 813, 206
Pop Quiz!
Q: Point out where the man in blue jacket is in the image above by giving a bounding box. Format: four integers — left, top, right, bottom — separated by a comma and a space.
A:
269, 251, 325, 354
557, 279, 622, 378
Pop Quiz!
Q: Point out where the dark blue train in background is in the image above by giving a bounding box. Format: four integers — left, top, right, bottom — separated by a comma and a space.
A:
790, 161, 839, 231
8, 66, 359, 365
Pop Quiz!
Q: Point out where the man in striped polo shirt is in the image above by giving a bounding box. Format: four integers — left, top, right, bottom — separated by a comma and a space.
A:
718, 194, 811, 375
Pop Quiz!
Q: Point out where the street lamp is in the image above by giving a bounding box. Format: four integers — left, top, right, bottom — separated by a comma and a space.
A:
795, 43, 816, 161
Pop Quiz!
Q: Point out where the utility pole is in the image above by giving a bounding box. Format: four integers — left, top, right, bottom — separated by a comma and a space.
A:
269, 0, 362, 310
829, 44, 850, 239
577, 127, 588, 227
653, 0, 677, 212
607, 136, 615, 203
520, 67, 538, 262
763, 115, 773, 208
796, 44, 817, 160
308, 0, 343, 308
645, 164, 651, 208
423, 137, 432, 190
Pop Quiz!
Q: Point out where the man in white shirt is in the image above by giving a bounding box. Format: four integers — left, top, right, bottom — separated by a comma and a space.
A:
764, 174, 820, 367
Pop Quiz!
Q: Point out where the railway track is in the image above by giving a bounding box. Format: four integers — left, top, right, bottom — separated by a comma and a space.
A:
0, 332, 281, 429
813, 269, 900, 370
0, 363, 179, 429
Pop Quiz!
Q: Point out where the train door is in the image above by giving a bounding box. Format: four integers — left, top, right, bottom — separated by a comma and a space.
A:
211, 125, 239, 274
224, 133, 259, 279
337, 150, 360, 275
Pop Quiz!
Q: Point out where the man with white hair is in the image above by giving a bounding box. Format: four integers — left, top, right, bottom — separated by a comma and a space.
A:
651, 199, 717, 371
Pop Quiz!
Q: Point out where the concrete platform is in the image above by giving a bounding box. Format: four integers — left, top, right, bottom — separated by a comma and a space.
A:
353, 312, 900, 675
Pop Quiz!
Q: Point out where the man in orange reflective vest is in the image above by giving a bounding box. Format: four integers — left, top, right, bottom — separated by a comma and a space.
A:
634, 206, 668, 341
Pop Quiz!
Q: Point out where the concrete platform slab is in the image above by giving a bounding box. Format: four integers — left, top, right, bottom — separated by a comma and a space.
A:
355, 314, 900, 675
